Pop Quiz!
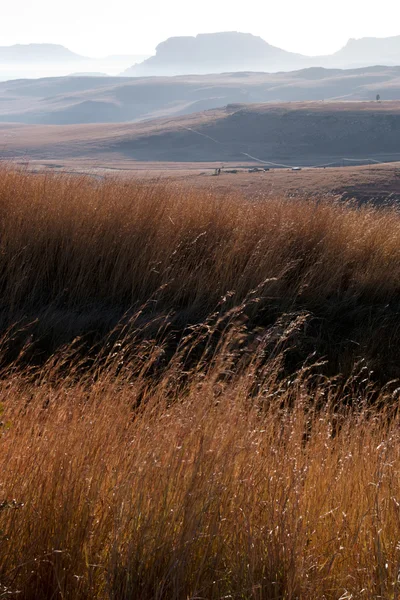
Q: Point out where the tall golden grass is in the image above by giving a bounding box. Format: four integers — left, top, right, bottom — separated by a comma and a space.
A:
2, 336, 400, 599
0, 166, 400, 377
1, 167, 400, 598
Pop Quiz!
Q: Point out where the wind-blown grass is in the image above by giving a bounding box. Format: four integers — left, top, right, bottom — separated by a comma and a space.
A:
1, 167, 400, 598
1, 333, 400, 600
0, 166, 400, 378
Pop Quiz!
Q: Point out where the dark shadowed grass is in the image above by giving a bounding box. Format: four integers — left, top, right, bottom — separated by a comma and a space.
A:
0, 166, 400, 379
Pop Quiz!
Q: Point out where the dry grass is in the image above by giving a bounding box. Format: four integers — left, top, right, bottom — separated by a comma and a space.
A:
1, 167, 400, 598
0, 166, 400, 377
1, 336, 400, 599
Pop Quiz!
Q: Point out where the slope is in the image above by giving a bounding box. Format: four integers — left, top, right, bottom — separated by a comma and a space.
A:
2, 101, 400, 164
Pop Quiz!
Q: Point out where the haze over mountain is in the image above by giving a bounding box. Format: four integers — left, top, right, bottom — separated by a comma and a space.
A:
2, 32, 400, 82
0, 43, 84, 63
0, 44, 149, 81
124, 32, 400, 76
0, 66, 399, 126
125, 32, 306, 76
332, 35, 400, 67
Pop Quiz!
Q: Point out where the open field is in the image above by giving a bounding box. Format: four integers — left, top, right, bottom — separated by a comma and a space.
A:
1, 168, 400, 598
188, 162, 400, 203
7, 158, 400, 204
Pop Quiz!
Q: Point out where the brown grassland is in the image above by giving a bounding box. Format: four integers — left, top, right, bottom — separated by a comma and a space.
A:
1, 167, 400, 599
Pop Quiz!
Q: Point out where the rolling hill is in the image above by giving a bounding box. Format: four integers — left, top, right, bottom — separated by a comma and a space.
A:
2, 101, 400, 164
0, 66, 400, 125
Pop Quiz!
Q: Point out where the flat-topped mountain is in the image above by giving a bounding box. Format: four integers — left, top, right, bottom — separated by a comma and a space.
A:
332, 35, 400, 67
124, 32, 306, 76
3, 33, 400, 82
124, 32, 400, 76
0, 44, 85, 63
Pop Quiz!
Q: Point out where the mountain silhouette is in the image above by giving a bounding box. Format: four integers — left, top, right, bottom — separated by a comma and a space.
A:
124, 32, 306, 76
0, 43, 86, 63
331, 35, 400, 67
124, 32, 400, 76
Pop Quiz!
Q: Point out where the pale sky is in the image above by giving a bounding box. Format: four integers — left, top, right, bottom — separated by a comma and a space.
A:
2, 0, 400, 57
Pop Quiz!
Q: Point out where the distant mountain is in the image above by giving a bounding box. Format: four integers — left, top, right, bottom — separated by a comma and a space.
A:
124, 32, 400, 77
0, 44, 86, 63
331, 36, 400, 67
3, 34, 400, 83
0, 47, 151, 81
124, 32, 307, 76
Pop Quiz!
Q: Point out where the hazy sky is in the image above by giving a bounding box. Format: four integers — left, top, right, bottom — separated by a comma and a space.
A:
3, 0, 400, 57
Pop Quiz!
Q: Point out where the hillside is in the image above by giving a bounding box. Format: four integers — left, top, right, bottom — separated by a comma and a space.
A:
3, 101, 400, 164
0, 66, 400, 125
